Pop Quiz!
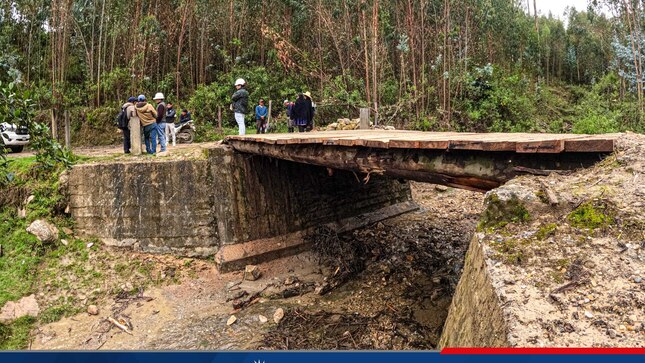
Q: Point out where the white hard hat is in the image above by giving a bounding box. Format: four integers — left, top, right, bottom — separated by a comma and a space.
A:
234, 78, 246, 86
153, 92, 165, 100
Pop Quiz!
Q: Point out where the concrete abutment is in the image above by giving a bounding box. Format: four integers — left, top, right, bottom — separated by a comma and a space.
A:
68, 145, 416, 270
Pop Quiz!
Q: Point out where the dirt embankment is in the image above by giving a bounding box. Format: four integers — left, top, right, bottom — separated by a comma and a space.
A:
442, 132, 643, 347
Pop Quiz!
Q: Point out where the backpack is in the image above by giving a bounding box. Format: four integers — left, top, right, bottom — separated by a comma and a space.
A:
115, 106, 128, 129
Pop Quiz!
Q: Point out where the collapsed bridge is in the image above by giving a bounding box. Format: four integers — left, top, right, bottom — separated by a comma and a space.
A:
225, 130, 618, 192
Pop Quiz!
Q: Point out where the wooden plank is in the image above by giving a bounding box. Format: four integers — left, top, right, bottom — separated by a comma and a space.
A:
225, 131, 619, 154
564, 135, 617, 152
516, 139, 565, 153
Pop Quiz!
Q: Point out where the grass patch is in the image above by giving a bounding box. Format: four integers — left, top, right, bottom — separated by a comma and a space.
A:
478, 193, 531, 230
0, 316, 35, 350
535, 223, 558, 240
568, 201, 614, 230
491, 238, 530, 265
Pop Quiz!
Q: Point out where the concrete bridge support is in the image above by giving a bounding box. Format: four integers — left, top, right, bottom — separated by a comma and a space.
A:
68, 145, 415, 270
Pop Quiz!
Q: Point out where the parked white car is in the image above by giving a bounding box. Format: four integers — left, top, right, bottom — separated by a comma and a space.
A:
1, 122, 30, 153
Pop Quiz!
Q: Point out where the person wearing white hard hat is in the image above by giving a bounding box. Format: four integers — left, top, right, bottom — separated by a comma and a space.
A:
152, 92, 168, 155
231, 78, 249, 135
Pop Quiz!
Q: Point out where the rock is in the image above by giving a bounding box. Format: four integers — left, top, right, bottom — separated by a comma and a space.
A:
435, 185, 449, 192
273, 308, 285, 324
584, 311, 594, 319
584, 260, 596, 269
283, 276, 298, 286
17, 208, 26, 219
608, 329, 617, 339
634, 276, 642, 283
244, 265, 261, 281
258, 315, 268, 324
226, 289, 248, 302
62, 227, 73, 235
227, 315, 237, 326
26, 195, 35, 205
26, 219, 59, 243
61, 239, 69, 246
86, 242, 94, 248
87, 305, 99, 315
0, 294, 40, 323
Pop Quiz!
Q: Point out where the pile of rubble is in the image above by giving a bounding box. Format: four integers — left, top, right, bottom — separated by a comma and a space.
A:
324, 118, 396, 131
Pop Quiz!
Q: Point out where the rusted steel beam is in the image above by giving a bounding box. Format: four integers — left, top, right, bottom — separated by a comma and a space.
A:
225, 141, 610, 192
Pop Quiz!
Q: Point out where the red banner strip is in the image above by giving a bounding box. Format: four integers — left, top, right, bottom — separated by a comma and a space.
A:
441, 348, 645, 355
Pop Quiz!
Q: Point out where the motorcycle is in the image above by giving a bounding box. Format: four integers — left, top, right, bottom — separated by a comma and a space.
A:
174, 120, 195, 144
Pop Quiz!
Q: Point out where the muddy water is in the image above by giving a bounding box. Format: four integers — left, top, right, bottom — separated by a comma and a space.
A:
32, 184, 483, 350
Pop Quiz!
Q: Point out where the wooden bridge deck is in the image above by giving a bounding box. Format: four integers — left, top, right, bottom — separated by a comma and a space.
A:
225, 130, 618, 153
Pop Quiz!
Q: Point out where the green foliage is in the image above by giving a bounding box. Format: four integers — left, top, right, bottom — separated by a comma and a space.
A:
0, 316, 35, 350
479, 193, 531, 230
188, 66, 306, 126
458, 66, 538, 132
535, 223, 558, 240
568, 201, 614, 230
29, 122, 75, 170
490, 238, 529, 265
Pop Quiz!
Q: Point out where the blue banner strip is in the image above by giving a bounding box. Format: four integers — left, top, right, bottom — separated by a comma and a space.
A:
1, 351, 644, 363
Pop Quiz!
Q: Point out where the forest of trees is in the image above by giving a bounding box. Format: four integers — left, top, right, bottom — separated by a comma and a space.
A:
0, 0, 643, 142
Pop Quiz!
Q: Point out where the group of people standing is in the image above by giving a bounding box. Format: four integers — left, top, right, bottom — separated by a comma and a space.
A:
119, 93, 192, 155
230, 78, 316, 135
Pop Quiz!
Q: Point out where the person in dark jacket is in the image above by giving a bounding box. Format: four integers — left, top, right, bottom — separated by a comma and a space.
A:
120, 97, 137, 154
152, 92, 167, 154
231, 78, 249, 135
165, 102, 177, 146
293, 93, 314, 132
179, 109, 192, 124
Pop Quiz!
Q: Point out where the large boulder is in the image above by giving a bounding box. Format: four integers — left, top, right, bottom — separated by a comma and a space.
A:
0, 294, 40, 323
26, 219, 59, 243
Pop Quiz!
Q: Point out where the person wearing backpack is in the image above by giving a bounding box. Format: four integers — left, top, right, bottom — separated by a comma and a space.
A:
117, 97, 136, 154
153, 92, 168, 155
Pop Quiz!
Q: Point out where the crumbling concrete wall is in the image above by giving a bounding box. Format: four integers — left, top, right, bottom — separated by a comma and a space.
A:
438, 233, 510, 348
69, 145, 414, 264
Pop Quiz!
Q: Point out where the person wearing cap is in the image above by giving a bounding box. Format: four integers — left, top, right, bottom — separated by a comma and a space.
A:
255, 98, 268, 134
135, 94, 158, 154
165, 102, 177, 146
153, 92, 168, 154
231, 78, 249, 135
284, 99, 295, 133
119, 97, 137, 154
